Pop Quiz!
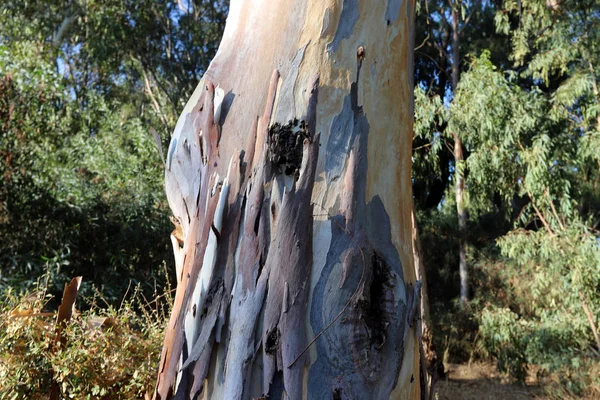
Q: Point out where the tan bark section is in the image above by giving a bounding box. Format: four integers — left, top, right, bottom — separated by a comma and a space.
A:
156, 0, 418, 398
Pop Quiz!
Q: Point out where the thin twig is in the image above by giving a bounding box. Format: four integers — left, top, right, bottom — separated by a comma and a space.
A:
413, 142, 433, 151
416, 0, 433, 53
443, 138, 454, 153
526, 190, 554, 236
119, 280, 133, 311
140, 65, 170, 133
416, 51, 446, 75
176, 0, 189, 14
459, 0, 480, 34
415, 32, 430, 51
580, 290, 600, 352
545, 189, 565, 231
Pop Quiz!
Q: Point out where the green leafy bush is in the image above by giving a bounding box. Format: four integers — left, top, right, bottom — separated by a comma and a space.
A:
0, 40, 173, 303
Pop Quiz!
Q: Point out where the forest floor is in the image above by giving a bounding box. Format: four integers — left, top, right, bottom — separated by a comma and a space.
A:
434, 362, 542, 399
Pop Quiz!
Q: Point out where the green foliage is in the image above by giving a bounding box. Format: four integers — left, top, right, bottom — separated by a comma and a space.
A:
449, 52, 542, 214
0, 2, 227, 396
413, 86, 446, 202
2, 0, 600, 396
0, 283, 170, 399
0, 43, 172, 301
478, 307, 528, 379
414, 0, 600, 395
0, 0, 227, 123
485, 222, 600, 380
0, 1, 227, 302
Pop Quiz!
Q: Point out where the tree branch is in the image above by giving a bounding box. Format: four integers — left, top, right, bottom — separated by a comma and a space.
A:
141, 66, 170, 133
545, 189, 565, 231
526, 190, 554, 236
580, 290, 600, 352
459, 1, 480, 34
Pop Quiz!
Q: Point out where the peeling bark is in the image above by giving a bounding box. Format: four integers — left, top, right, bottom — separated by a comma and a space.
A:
155, 1, 418, 398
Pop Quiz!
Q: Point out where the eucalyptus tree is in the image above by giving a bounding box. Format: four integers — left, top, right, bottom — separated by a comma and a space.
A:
154, 0, 422, 398
434, 0, 600, 383
412, 0, 513, 306
484, 0, 600, 364
0, 0, 227, 131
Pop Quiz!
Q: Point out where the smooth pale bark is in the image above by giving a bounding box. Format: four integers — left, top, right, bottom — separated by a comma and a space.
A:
155, 1, 418, 399
450, 0, 468, 306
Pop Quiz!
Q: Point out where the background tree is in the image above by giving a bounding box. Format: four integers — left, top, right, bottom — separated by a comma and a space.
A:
413, 0, 600, 395
413, 0, 510, 307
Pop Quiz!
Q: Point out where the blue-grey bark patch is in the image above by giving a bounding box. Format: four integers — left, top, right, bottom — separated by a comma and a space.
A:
308, 185, 408, 399
366, 196, 407, 300
274, 44, 307, 124
385, 0, 402, 25
365, 196, 408, 392
309, 77, 407, 398
268, 371, 285, 400
325, 58, 365, 184
218, 90, 235, 126
327, 0, 359, 53
325, 95, 354, 182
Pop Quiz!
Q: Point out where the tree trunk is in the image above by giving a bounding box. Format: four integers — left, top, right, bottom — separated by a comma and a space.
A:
411, 205, 436, 400
450, 0, 468, 306
411, 205, 429, 324
155, 1, 419, 399
454, 134, 468, 305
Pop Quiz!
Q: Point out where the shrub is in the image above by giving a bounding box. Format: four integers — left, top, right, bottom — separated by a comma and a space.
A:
0, 281, 170, 399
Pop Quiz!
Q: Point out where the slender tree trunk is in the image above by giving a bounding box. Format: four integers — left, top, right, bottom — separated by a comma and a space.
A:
454, 134, 468, 304
155, 1, 419, 398
450, 0, 468, 306
580, 290, 600, 352
589, 62, 600, 133
411, 205, 438, 400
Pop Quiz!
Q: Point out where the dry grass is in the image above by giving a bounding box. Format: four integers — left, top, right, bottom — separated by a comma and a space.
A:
435, 362, 600, 400
435, 362, 541, 400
